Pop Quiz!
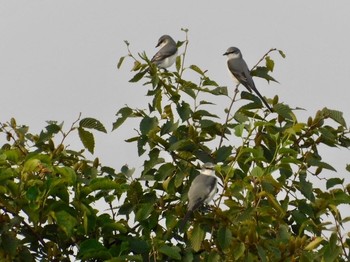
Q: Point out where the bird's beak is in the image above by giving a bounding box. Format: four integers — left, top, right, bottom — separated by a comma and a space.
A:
155, 41, 162, 48
223, 52, 227, 56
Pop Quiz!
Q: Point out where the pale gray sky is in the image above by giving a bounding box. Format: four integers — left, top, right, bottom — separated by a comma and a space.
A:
1, 1, 349, 182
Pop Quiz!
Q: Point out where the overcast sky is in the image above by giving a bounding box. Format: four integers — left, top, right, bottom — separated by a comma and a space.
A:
1, 1, 349, 185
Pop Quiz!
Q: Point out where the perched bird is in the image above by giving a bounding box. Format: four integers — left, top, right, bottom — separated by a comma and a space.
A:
151, 35, 178, 69
179, 162, 218, 230
223, 47, 273, 112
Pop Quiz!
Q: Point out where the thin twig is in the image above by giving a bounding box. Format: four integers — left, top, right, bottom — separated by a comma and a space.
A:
218, 85, 240, 149
251, 48, 277, 71
175, 29, 189, 92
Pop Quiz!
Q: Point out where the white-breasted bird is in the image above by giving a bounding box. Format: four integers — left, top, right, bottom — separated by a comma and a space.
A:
223, 47, 273, 112
179, 162, 217, 230
151, 35, 178, 69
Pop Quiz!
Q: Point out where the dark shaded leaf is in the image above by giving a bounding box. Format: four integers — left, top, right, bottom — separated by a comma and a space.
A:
217, 226, 232, 251
80, 118, 107, 133
140, 116, 158, 135
322, 108, 347, 127
78, 127, 95, 154
159, 245, 181, 260
251, 66, 278, 83
113, 107, 134, 130
177, 102, 192, 122
215, 146, 233, 162
129, 70, 147, 82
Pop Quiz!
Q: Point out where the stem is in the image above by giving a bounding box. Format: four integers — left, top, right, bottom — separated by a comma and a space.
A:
175, 29, 189, 92
251, 48, 277, 71
218, 85, 240, 149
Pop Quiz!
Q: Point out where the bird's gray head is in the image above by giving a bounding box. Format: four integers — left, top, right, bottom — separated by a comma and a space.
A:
156, 35, 176, 48
223, 47, 242, 59
201, 162, 215, 176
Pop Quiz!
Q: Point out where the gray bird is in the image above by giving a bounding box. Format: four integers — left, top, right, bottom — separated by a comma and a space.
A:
151, 35, 178, 69
223, 47, 273, 112
179, 162, 217, 230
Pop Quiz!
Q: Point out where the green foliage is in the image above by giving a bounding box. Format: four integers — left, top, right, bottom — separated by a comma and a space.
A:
1, 30, 350, 261
0, 117, 127, 261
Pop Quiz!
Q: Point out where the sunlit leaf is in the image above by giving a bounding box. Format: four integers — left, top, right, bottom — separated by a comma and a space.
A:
190, 223, 205, 252
189, 65, 204, 75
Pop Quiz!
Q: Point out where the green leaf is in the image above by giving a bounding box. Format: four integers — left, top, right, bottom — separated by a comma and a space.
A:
56, 166, 77, 185
129, 70, 147, 82
303, 237, 323, 251
251, 166, 264, 177
265, 56, 275, 72
168, 139, 194, 152
176, 56, 181, 72
234, 242, 245, 260
346, 164, 350, 172
140, 116, 158, 135
88, 177, 120, 192
323, 233, 342, 262
322, 108, 347, 127
278, 49, 286, 58
326, 178, 344, 189
78, 127, 95, 154
54, 210, 78, 237
26, 186, 39, 201
112, 107, 134, 131
159, 245, 181, 260
193, 110, 219, 119
176, 102, 192, 122
215, 146, 233, 163
234, 123, 245, 137
23, 158, 41, 172
189, 64, 204, 75
202, 77, 219, 87
121, 165, 135, 179
3, 149, 20, 163
80, 118, 107, 133
1, 232, 19, 257
137, 135, 147, 156
274, 103, 295, 120
217, 226, 232, 251
117, 56, 126, 69
135, 203, 154, 221
200, 119, 216, 128
190, 223, 205, 252
128, 238, 150, 254
78, 239, 110, 260
211, 86, 228, 96
299, 173, 315, 202
251, 66, 278, 83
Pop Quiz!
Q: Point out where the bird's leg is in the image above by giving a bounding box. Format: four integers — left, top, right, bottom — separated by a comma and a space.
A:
198, 204, 213, 214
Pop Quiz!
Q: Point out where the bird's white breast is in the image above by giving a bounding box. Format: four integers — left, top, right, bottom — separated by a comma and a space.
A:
158, 51, 178, 68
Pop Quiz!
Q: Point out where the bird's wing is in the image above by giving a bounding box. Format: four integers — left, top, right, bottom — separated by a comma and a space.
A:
228, 59, 273, 111
227, 59, 253, 92
151, 45, 177, 64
